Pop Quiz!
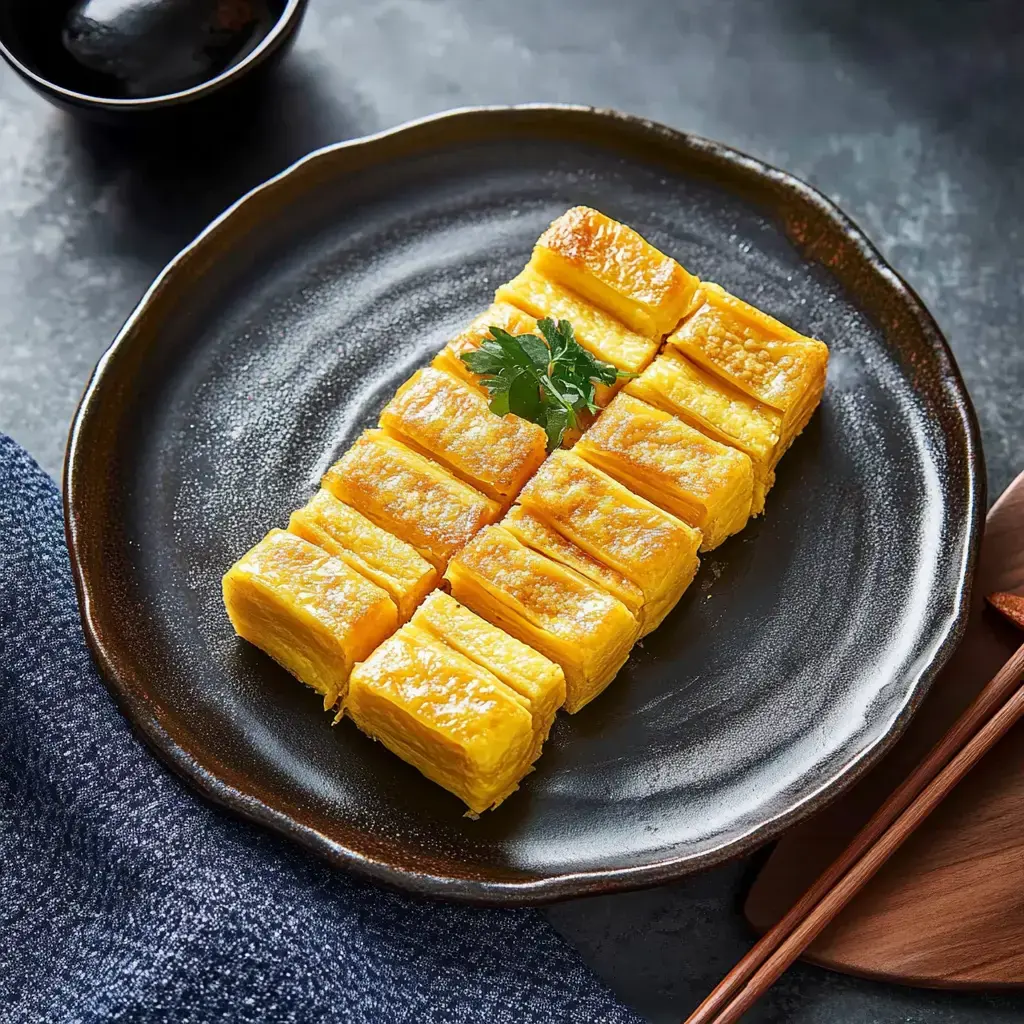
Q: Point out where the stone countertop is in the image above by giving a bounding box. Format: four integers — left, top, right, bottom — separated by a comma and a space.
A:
1, 1, 1021, 1020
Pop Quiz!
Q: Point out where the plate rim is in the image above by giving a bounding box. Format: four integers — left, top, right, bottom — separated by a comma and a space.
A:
63, 104, 985, 905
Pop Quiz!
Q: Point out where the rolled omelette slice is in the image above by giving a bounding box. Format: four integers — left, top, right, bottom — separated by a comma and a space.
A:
501, 504, 645, 625
345, 623, 536, 815
432, 301, 540, 387
379, 366, 547, 504
222, 529, 398, 710
666, 281, 829, 452
322, 430, 501, 572
575, 393, 754, 551
496, 264, 658, 403
625, 348, 782, 514
444, 525, 639, 713
410, 590, 565, 760
288, 489, 438, 622
516, 450, 702, 635
530, 206, 700, 339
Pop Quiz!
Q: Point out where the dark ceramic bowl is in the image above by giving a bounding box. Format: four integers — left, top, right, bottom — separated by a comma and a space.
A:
0, 0, 307, 122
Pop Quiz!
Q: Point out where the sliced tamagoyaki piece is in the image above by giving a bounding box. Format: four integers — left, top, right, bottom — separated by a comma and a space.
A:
322, 430, 501, 572
575, 393, 754, 551
515, 450, 702, 635
287, 489, 438, 622
444, 525, 639, 713
379, 366, 547, 504
501, 504, 645, 626
410, 590, 565, 759
345, 623, 537, 815
666, 281, 829, 452
432, 302, 541, 388
625, 348, 783, 514
529, 206, 700, 338
222, 529, 398, 710
496, 264, 657, 404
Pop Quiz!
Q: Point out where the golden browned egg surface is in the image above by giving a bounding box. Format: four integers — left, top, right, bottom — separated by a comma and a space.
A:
322, 430, 501, 570
379, 366, 547, 502
532, 206, 699, 337
221, 205, 828, 812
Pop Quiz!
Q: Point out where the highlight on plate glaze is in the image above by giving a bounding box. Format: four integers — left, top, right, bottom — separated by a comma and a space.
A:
222, 206, 830, 815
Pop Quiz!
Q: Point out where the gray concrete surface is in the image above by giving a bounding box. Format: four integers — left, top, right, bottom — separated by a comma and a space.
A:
2, 1, 1022, 1020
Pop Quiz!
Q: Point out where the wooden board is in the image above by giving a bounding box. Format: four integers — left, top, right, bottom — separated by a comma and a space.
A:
746, 470, 1024, 988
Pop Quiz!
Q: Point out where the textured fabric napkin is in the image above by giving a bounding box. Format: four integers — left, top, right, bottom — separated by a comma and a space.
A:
0, 433, 640, 1024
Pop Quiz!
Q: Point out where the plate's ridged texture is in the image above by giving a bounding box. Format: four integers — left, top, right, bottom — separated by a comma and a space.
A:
65, 107, 982, 904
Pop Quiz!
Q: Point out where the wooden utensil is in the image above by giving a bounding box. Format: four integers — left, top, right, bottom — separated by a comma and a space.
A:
744, 469, 1024, 989
684, 470, 1024, 1022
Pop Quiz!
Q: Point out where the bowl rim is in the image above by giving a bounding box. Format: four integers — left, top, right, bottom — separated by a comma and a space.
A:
0, 0, 307, 109
63, 104, 985, 904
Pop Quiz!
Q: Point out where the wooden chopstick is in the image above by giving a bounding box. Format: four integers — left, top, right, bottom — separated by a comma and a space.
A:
685, 638, 1024, 1024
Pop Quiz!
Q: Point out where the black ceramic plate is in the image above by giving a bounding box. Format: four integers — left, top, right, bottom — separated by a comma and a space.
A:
65, 106, 983, 904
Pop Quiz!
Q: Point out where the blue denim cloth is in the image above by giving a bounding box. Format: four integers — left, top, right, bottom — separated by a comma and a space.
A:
0, 434, 639, 1024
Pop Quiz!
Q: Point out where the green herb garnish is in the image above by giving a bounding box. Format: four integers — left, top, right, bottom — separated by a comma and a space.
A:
461, 318, 635, 450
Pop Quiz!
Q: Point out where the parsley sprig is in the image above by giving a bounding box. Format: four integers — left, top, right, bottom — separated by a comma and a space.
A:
461, 318, 635, 450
